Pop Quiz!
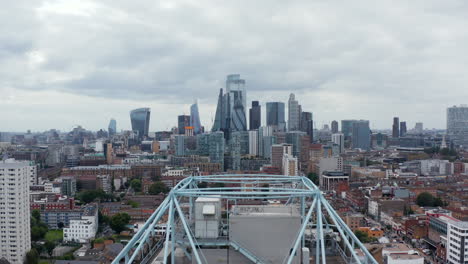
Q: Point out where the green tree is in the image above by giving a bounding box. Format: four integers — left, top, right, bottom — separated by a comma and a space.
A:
433, 197, 445, 207
307, 172, 319, 185
110, 213, 131, 233
130, 179, 142, 192
31, 226, 48, 241
44, 241, 55, 257
416, 192, 435, 207
24, 249, 39, 264
32, 210, 41, 222
128, 200, 139, 208
148, 181, 169, 195
354, 230, 375, 243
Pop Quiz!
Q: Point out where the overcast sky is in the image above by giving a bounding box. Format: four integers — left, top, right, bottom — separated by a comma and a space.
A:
1, 0, 468, 132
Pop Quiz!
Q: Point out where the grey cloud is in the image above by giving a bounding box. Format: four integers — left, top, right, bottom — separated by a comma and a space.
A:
1, 0, 468, 130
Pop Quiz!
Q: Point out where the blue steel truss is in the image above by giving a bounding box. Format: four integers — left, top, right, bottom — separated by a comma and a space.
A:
112, 175, 378, 264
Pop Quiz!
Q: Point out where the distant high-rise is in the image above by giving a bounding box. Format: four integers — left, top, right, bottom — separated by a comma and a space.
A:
190, 100, 202, 134
414, 122, 423, 133
288, 93, 301, 131
351, 120, 371, 150
399, 121, 407, 137
227, 74, 247, 132
266, 102, 286, 131
332, 133, 345, 153
108, 118, 117, 136
341, 120, 358, 139
249, 101, 261, 130
331, 120, 339, 134
178, 115, 191, 135
175, 135, 186, 156
212, 88, 226, 132
392, 117, 400, 138
211, 75, 247, 138
300, 112, 313, 142
447, 105, 468, 147
130, 108, 151, 139
271, 143, 292, 170
0, 159, 31, 264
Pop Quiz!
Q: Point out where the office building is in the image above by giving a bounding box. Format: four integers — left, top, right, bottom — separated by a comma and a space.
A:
414, 122, 423, 134
231, 131, 249, 155
108, 118, 117, 137
190, 100, 202, 134
177, 115, 191, 135
249, 101, 261, 130
197, 132, 225, 169
371, 133, 388, 149
446, 220, 468, 264
392, 117, 400, 138
288, 93, 301, 131
300, 112, 314, 142
331, 133, 345, 153
331, 120, 339, 134
0, 159, 31, 264
285, 131, 306, 157
212, 75, 247, 137
352, 120, 371, 150
61, 177, 77, 197
447, 105, 468, 148
399, 121, 407, 137
175, 135, 186, 156
282, 154, 298, 176
248, 130, 259, 156
271, 144, 292, 170
266, 102, 286, 131
341, 120, 358, 139
130, 108, 151, 139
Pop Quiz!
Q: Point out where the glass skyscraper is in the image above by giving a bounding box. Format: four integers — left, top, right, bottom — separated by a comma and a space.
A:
341, 120, 358, 139
190, 101, 202, 134
177, 115, 191, 135
212, 74, 247, 138
108, 118, 117, 136
351, 120, 371, 150
130, 108, 151, 139
266, 102, 286, 131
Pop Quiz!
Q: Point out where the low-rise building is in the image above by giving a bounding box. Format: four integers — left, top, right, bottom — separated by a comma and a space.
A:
64, 204, 98, 243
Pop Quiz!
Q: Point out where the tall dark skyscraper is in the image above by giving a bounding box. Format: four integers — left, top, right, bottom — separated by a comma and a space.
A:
178, 115, 191, 135
400, 121, 407, 137
249, 101, 261, 130
211, 74, 247, 138
392, 117, 400, 138
331, 120, 338, 134
300, 112, 313, 142
266, 102, 286, 131
130, 108, 151, 139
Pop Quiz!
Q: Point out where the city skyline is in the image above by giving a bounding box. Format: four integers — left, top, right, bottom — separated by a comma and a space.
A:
2, 1, 468, 131
0, 91, 454, 133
